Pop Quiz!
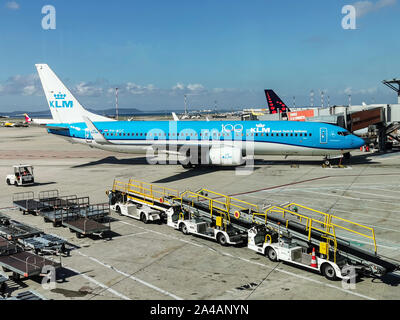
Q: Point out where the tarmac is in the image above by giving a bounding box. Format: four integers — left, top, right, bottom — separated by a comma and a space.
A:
0, 125, 399, 300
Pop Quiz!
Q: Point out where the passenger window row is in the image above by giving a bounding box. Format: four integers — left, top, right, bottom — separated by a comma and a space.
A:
102, 132, 312, 138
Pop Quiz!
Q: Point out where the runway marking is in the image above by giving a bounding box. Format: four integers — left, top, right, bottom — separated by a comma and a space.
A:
76, 251, 183, 300
65, 265, 131, 300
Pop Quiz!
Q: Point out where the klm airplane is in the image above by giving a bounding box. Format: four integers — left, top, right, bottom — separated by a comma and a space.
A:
35, 64, 365, 168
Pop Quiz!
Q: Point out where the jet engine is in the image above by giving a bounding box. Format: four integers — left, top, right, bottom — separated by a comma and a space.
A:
208, 146, 243, 166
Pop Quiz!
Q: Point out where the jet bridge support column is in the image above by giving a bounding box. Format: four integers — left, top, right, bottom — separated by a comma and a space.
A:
378, 124, 387, 152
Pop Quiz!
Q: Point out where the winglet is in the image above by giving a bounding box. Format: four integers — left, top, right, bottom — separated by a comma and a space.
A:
172, 112, 179, 121
82, 116, 111, 145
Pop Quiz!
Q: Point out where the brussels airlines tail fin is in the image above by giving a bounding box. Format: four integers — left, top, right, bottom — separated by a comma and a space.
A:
35, 64, 115, 124
264, 89, 290, 116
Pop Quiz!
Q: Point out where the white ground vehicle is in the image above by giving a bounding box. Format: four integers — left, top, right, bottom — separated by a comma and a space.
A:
247, 225, 347, 280
111, 201, 162, 224
6, 165, 34, 186
166, 207, 244, 246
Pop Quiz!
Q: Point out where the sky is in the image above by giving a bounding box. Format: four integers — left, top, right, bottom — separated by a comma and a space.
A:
0, 0, 399, 113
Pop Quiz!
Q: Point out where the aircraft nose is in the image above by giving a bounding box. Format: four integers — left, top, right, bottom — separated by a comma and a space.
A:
351, 135, 365, 148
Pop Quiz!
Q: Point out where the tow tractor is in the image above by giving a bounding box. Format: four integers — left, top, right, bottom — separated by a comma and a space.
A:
247, 224, 346, 280
112, 202, 162, 224
166, 206, 244, 246
6, 165, 34, 187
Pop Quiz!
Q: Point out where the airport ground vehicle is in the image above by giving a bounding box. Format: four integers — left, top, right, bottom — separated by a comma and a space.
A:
6, 165, 34, 186
247, 225, 345, 280
166, 207, 244, 245
110, 201, 162, 224
108, 178, 399, 281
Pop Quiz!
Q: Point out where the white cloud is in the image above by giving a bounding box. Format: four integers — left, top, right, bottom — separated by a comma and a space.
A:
171, 82, 206, 94
72, 82, 104, 97
5, 1, 20, 10
340, 86, 378, 95
0, 74, 41, 96
353, 0, 396, 17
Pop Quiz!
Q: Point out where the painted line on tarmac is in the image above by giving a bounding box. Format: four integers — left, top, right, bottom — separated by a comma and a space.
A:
332, 208, 400, 223
65, 265, 131, 300
294, 189, 400, 207
219, 252, 375, 300
76, 251, 183, 300
240, 190, 400, 219
116, 231, 149, 239
117, 220, 203, 248
332, 189, 400, 200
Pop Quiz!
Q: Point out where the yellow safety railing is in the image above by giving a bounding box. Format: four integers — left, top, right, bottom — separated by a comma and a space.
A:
196, 189, 260, 215
283, 202, 377, 254
261, 205, 339, 262
112, 179, 181, 206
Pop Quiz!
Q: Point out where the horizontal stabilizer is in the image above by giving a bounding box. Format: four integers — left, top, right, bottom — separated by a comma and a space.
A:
82, 116, 112, 145
45, 125, 69, 131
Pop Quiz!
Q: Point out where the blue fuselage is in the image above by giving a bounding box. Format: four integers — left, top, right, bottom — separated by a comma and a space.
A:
47, 120, 365, 156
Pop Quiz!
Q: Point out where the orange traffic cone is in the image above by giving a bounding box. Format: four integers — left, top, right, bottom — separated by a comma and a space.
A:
310, 248, 318, 268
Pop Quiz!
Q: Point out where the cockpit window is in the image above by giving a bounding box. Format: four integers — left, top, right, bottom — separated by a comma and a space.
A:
338, 131, 350, 136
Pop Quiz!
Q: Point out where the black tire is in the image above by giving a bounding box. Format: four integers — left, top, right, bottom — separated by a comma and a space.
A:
217, 233, 228, 246
14, 181, 18, 187
140, 213, 148, 224
180, 223, 188, 235
115, 206, 122, 216
11, 272, 20, 281
266, 247, 278, 262
322, 263, 337, 281
324, 160, 330, 166
6, 179, 10, 185
76, 232, 82, 239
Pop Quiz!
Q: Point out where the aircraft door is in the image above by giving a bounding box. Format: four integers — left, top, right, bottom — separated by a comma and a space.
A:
320, 128, 328, 144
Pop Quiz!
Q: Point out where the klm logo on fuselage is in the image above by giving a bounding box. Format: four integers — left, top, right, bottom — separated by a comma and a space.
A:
50, 92, 73, 108
250, 123, 270, 134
